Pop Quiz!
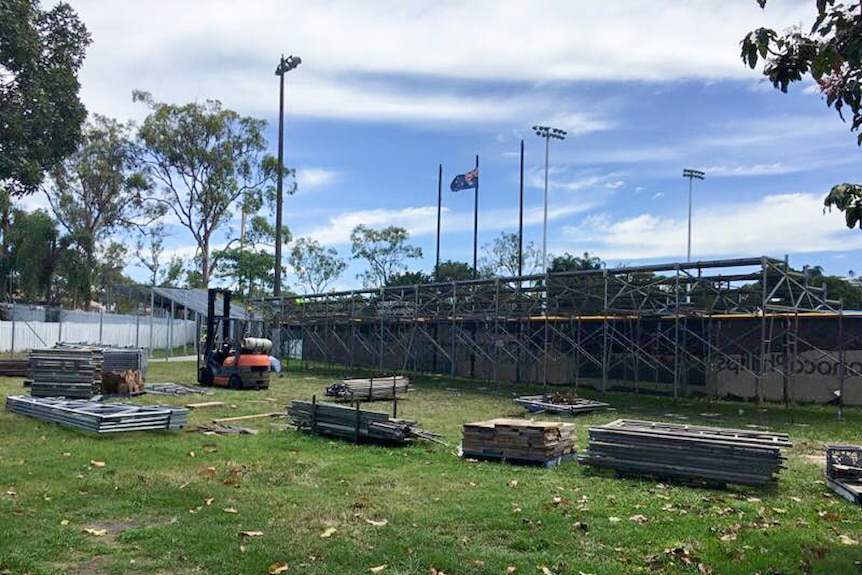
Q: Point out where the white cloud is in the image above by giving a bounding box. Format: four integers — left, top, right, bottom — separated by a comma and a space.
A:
559, 193, 862, 260
653, 192, 665, 199
296, 167, 339, 192
299, 199, 601, 246
68, 0, 813, 125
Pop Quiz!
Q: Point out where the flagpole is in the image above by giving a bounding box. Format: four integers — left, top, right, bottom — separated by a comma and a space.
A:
518, 139, 524, 277
473, 154, 479, 277
436, 164, 442, 275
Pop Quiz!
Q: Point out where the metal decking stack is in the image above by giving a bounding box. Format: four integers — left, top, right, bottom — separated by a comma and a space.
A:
461, 418, 577, 466
325, 375, 409, 402
5, 395, 187, 433
288, 399, 436, 444
515, 393, 610, 416
29, 347, 104, 398
826, 445, 862, 505
578, 419, 791, 487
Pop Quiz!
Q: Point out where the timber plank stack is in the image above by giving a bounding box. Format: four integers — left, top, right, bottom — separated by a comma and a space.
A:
461, 418, 577, 466
826, 445, 862, 505
516, 394, 610, 416
29, 347, 104, 398
288, 399, 433, 444
578, 419, 791, 487
5, 395, 187, 433
325, 375, 409, 401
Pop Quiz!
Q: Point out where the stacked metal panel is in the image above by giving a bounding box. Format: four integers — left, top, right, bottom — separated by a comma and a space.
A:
462, 418, 577, 465
515, 394, 610, 416
826, 445, 862, 505
29, 347, 104, 398
58, 343, 147, 378
325, 376, 409, 401
288, 400, 435, 444
5, 395, 188, 433
578, 419, 791, 487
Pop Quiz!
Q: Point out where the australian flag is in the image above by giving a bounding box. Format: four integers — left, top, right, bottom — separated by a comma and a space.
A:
450, 167, 479, 192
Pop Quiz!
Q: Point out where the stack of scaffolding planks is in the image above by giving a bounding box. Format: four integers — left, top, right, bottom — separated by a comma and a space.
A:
578, 419, 791, 487
516, 393, 610, 416
325, 375, 409, 402
5, 395, 187, 433
826, 445, 862, 505
29, 347, 104, 398
461, 418, 577, 467
0, 359, 29, 377
288, 399, 436, 444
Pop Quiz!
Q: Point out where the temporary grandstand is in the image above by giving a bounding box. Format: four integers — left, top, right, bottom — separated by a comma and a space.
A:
256, 256, 862, 405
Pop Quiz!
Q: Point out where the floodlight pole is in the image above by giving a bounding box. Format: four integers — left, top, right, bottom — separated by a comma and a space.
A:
682, 168, 704, 263
533, 125, 567, 272
274, 54, 301, 296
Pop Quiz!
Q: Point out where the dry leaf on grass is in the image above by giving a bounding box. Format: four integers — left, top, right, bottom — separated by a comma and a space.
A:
369, 565, 387, 573
60, 519, 69, 526
838, 534, 859, 546
268, 562, 290, 574
205, 498, 214, 506
771, 508, 787, 514
320, 527, 337, 538
539, 566, 554, 575
790, 496, 802, 503
365, 519, 388, 527
507, 480, 518, 488
818, 510, 841, 521
506, 567, 517, 574
200, 466, 217, 476
467, 559, 484, 566
89, 460, 105, 468
83, 528, 107, 536
223, 508, 238, 514
239, 543, 247, 553
697, 563, 714, 575
608, 516, 621, 523
629, 514, 649, 524
239, 530, 264, 537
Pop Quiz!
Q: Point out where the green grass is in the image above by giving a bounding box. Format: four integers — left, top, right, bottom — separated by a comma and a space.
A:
1, 363, 861, 575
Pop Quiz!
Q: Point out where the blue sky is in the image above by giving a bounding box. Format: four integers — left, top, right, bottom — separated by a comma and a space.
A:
28, 0, 862, 289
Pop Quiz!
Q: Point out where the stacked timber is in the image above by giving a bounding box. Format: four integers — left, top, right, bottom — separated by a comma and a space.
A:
29, 347, 104, 398
461, 418, 577, 466
826, 445, 862, 505
0, 359, 29, 377
5, 395, 187, 433
578, 419, 791, 487
516, 393, 610, 416
288, 399, 435, 444
325, 375, 409, 401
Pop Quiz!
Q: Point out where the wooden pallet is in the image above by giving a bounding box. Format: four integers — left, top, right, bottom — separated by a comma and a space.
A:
462, 418, 577, 466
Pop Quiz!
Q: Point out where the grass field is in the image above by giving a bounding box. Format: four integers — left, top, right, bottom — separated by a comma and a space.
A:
1, 361, 861, 575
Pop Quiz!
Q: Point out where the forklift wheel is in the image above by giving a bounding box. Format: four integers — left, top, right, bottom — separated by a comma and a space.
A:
200, 367, 214, 387
229, 374, 243, 390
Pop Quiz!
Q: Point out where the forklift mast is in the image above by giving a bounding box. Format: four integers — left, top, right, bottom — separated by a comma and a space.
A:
204, 288, 232, 357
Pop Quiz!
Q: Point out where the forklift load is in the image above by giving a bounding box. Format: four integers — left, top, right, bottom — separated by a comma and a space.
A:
198, 289, 271, 390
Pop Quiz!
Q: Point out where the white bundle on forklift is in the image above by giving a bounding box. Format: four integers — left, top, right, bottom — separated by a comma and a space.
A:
240, 337, 272, 353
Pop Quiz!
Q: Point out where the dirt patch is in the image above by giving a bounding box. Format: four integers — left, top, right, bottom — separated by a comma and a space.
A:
801, 454, 827, 467
84, 517, 177, 545
69, 557, 106, 575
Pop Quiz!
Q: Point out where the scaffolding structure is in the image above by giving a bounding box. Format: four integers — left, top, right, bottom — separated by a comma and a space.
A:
256, 256, 862, 404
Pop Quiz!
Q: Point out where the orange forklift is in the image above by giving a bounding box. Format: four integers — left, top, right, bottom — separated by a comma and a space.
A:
198, 288, 271, 390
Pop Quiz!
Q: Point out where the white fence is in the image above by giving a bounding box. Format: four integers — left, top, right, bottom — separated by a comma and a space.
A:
0, 317, 197, 353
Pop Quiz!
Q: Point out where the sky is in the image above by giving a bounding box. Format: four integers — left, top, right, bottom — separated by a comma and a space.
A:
25, 0, 862, 290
